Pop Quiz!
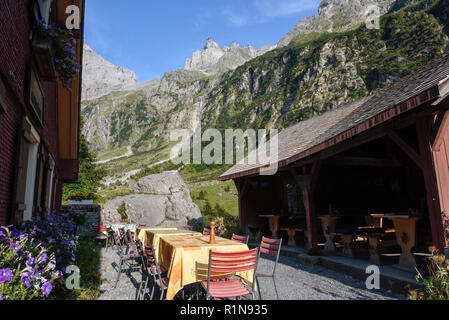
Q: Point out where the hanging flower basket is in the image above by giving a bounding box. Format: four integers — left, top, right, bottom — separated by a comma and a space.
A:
33, 19, 80, 89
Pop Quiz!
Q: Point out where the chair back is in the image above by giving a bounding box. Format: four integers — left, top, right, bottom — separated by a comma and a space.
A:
146, 245, 164, 280
113, 231, 122, 247
203, 228, 221, 236
232, 234, 249, 245
126, 229, 135, 244
259, 237, 282, 275
98, 225, 107, 233
206, 248, 259, 293
139, 224, 147, 228
183, 225, 192, 231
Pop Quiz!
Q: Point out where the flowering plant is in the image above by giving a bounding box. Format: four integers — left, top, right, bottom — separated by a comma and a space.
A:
0, 227, 63, 300
67, 192, 95, 201
22, 214, 78, 272
36, 19, 80, 89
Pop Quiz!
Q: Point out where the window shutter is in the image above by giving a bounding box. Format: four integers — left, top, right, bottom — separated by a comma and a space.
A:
32, 145, 45, 218
11, 117, 32, 225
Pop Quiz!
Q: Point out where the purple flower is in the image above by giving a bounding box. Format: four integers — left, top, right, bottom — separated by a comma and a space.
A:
0, 269, 13, 283
39, 253, 48, 263
26, 257, 38, 267
10, 243, 20, 250
41, 281, 53, 296
21, 276, 31, 288
0, 230, 5, 238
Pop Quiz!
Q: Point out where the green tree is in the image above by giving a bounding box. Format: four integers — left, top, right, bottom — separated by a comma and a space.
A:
63, 116, 106, 202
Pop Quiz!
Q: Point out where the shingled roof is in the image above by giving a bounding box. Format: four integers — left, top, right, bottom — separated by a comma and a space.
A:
219, 53, 449, 181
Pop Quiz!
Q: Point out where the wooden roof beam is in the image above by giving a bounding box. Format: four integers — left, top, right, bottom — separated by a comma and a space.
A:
387, 129, 423, 169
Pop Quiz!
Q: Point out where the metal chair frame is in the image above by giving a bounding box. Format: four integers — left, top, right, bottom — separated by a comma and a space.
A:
256, 237, 282, 300
138, 245, 168, 300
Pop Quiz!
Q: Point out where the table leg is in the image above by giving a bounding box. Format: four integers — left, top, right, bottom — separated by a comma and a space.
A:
393, 219, 417, 271
341, 234, 353, 258
368, 235, 381, 265
321, 218, 337, 254
287, 228, 297, 247
268, 217, 280, 239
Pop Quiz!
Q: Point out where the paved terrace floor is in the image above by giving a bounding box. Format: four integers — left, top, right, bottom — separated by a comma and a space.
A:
98, 247, 406, 300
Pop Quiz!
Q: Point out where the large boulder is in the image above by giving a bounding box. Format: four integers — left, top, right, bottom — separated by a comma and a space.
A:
101, 171, 202, 228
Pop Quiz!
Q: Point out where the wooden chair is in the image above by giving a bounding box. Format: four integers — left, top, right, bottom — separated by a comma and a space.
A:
201, 248, 259, 300
256, 237, 282, 300
232, 234, 249, 245
113, 235, 143, 289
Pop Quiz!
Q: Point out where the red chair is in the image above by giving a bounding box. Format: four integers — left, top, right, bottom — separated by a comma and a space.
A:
256, 237, 282, 300
95, 225, 111, 251
203, 227, 221, 236
139, 224, 147, 228
113, 236, 143, 289
232, 234, 249, 245
183, 225, 193, 231
201, 248, 259, 300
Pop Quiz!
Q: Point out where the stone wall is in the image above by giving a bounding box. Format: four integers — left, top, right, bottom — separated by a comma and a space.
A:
61, 204, 100, 235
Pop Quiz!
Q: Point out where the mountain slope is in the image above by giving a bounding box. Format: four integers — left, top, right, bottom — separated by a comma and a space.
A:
81, 0, 448, 183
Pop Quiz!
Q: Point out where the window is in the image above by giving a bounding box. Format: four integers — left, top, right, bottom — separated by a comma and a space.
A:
33, 0, 53, 24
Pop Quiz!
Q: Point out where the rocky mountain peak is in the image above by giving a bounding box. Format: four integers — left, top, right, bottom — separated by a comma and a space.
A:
82, 44, 139, 101
278, 0, 397, 47
185, 38, 275, 74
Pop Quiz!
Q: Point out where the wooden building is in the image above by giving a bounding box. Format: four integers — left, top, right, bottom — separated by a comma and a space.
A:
0, 0, 85, 226
219, 53, 449, 264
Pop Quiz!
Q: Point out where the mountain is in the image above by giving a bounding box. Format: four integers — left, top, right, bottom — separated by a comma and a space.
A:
81, 44, 139, 101
185, 38, 276, 75
81, 0, 449, 184
278, 0, 398, 47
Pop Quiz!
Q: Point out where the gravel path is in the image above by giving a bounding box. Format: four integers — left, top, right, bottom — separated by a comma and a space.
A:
97, 247, 405, 300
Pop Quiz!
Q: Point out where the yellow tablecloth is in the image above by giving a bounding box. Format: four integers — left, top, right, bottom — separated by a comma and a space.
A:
157, 235, 255, 300
145, 230, 202, 256
134, 227, 178, 243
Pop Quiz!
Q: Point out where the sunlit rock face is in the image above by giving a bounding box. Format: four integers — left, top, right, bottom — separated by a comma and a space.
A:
82, 44, 139, 101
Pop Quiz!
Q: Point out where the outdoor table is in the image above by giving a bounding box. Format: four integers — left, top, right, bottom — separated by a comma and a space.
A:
382, 215, 420, 272
280, 227, 304, 246
318, 215, 340, 254
259, 215, 280, 239
107, 223, 138, 234
134, 227, 178, 243
157, 235, 255, 300
144, 229, 202, 256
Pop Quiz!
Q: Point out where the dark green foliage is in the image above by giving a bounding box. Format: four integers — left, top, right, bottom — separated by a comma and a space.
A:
117, 201, 129, 223
63, 116, 106, 202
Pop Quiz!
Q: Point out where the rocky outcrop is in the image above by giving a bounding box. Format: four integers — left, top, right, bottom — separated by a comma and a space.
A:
185, 38, 276, 74
82, 44, 139, 101
277, 0, 397, 47
101, 171, 202, 228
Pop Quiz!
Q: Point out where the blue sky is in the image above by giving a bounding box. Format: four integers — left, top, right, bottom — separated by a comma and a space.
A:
84, 0, 321, 82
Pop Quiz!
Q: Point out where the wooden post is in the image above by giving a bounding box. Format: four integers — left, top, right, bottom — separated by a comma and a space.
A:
234, 178, 249, 235
417, 117, 445, 252
290, 161, 321, 254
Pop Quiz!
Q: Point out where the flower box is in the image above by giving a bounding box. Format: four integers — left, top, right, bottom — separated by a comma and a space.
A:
68, 200, 94, 205
32, 32, 57, 82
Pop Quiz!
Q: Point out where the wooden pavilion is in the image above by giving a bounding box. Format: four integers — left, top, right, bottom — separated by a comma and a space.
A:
219, 53, 449, 269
